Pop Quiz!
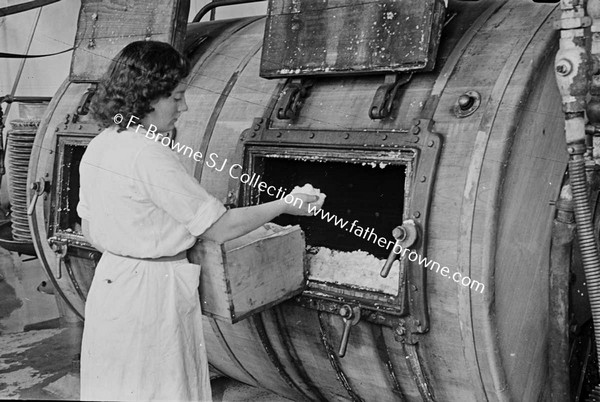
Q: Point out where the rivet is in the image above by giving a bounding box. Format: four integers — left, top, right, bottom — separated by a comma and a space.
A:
79, 124, 83, 130
411, 126, 420, 135
420, 176, 426, 182
411, 284, 418, 291
45, 173, 49, 177
43, 194, 48, 200
382, 134, 388, 140
55, 127, 59, 132
344, 133, 350, 139
412, 119, 420, 126
414, 211, 421, 218
310, 132, 315, 139
254, 125, 261, 130
251, 132, 256, 137
277, 132, 283, 138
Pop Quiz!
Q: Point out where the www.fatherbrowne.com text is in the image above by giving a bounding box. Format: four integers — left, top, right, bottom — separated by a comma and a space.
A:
114, 113, 485, 293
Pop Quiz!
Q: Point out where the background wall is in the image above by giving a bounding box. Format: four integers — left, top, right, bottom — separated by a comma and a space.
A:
0, 0, 267, 204
0, 0, 267, 120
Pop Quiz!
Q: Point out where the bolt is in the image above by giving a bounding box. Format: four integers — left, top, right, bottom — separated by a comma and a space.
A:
427, 140, 434, 147
458, 94, 474, 110
411, 126, 421, 135
414, 211, 421, 218
392, 226, 407, 240
556, 60, 572, 76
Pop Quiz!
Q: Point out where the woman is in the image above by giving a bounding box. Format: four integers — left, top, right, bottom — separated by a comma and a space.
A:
77, 41, 320, 401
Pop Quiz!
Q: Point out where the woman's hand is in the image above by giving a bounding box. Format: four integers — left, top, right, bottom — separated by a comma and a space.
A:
281, 193, 322, 216
201, 187, 325, 243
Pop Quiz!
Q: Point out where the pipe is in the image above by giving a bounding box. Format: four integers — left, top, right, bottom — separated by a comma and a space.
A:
549, 184, 575, 401
0, 0, 60, 18
191, 0, 265, 23
555, 0, 600, 393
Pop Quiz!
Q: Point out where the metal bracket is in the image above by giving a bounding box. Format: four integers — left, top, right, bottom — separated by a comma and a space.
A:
276, 79, 313, 120
48, 236, 67, 279
369, 73, 412, 120
71, 84, 97, 124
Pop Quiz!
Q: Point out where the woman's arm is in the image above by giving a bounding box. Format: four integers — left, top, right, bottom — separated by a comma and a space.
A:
201, 193, 318, 243
81, 219, 106, 253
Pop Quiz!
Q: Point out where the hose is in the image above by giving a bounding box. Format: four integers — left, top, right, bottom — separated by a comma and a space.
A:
570, 146, 600, 402
570, 151, 600, 332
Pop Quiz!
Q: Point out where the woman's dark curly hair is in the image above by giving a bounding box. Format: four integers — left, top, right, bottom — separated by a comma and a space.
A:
90, 40, 190, 129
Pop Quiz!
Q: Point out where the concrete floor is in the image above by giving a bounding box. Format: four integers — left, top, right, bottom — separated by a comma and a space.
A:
0, 247, 294, 401
0, 327, 294, 401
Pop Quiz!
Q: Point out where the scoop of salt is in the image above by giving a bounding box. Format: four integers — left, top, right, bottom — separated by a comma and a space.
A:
290, 183, 326, 211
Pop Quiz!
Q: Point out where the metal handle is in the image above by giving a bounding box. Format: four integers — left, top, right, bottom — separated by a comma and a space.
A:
27, 177, 47, 216
49, 237, 67, 279
380, 220, 418, 278
337, 305, 361, 358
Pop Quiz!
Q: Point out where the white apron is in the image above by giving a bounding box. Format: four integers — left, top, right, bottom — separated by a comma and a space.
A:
80, 252, 212, 401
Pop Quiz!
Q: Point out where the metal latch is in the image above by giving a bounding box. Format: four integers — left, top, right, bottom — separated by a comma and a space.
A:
48, 237, 67, 279
337, 304, 361, 357
71, 84, 97, 123
381, 220, 418, 278
369, 73, 412, 120
276, 79, 313, 120
27, 177, 50, 216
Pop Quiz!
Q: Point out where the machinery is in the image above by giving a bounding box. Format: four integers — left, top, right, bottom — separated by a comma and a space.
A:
13, 0, 600, 400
